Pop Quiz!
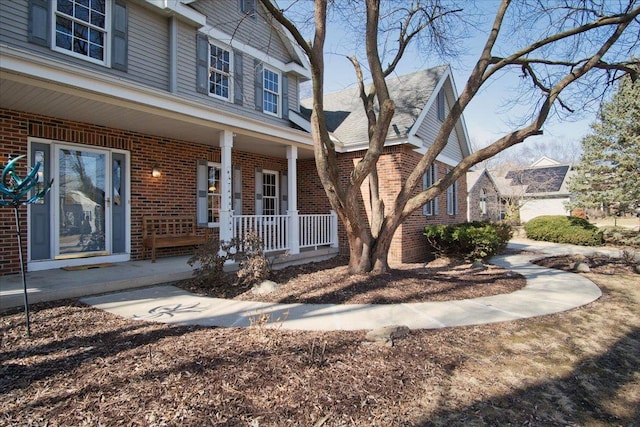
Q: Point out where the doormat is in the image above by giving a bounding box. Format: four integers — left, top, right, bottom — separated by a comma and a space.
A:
62, 263, 115, 271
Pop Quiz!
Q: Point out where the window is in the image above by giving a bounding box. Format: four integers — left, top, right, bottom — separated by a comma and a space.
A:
480, 188, 487, 215
446, 169, 458, 215
240, 0, 256, 18
209, 43, 232, 100
54, 0, 108, 63
207, 163, 222, 224
423, 164, 438, 216
262, 170, 278, 216
437, 90, 446, 122
263, 67, 280, 116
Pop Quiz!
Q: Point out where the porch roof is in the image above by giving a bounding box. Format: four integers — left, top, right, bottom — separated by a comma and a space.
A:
0, 46, 315, 160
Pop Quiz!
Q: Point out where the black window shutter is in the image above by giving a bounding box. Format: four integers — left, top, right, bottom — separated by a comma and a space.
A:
280, 171, 288, 214
28, 0, 50, 47
111, 0, 128, 71
281, 74, 289, 119
255, 168, 263, 215
196, 34, 209, 94
233, 165, 242, 215
254, 60, 263, 111
234, 50, 243, 105
197, 160, 208, 226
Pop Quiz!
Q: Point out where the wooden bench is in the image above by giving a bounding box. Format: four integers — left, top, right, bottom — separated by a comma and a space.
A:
142, 216, 210, 262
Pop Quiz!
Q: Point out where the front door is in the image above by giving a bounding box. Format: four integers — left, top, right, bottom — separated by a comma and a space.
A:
29, 140, 129, 268
56, 146, 108, 258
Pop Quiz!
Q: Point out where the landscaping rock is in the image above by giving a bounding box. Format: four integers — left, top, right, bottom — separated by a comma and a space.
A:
365, 325, 410, 347
471, 261, 487, 270
251, 280, 280, 295
573, 262, 591, 273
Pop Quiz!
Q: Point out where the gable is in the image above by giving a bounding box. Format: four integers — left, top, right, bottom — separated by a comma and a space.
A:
190, 0, 300, 66
300, 65, 452, 146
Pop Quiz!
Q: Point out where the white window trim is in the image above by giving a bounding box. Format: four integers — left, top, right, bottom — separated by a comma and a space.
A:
262, 65, 281, 117
208, 41, 233, 102
261, 169, 279, 216
207, 162, 222, 227
480, 188, 487, 215
51, 0, 112, 66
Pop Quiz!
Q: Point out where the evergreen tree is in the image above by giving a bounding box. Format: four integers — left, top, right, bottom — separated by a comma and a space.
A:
569, 74, 640, 215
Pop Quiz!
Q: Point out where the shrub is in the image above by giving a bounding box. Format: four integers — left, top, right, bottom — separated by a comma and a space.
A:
187, 239, 237, 285
600, 226, 640, 248
524, 215, 603, 246
424, 221, 513, 261
188, 232, 272, 287
236, 232, 271, 286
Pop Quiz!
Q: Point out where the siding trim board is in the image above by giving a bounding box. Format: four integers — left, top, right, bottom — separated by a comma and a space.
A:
0, 47, 313, 146
204, 26, 310, 79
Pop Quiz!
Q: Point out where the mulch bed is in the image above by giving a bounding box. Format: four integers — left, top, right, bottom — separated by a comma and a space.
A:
178, 255, 527, 304
1, 252, 638, 425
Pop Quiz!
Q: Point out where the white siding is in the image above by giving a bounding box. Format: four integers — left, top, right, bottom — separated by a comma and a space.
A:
0, 1, 30, 50
127, 3, 170, 90
192, 0, 291, 63
176, 20, 197, 96
520, 198, 571, 222
0, 0, 168, 90
415, 86, 463, 164
288, 74, 300, 112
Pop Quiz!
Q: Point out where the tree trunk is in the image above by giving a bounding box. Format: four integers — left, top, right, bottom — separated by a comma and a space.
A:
343, 211, 401, 275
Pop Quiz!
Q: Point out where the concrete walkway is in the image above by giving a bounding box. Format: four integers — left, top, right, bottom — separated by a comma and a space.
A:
79, 239, 611, 331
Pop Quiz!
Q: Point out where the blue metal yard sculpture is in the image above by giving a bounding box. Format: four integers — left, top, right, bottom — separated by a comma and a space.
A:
1, 155, 52, 337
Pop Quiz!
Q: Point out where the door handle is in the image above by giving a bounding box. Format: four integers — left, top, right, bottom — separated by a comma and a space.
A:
105, 197, 111, 208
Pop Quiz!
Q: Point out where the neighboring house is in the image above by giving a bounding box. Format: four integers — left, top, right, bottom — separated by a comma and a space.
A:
466, 169, 502, 222
491, 157, 575, 223
0, 0, 341, 275
300, 66, 472, 263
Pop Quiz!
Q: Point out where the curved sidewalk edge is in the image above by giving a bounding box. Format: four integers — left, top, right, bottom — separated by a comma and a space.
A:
80, 242, 603, 331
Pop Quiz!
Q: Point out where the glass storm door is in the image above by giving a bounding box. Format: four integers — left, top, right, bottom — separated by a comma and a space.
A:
56, 147, 109, 258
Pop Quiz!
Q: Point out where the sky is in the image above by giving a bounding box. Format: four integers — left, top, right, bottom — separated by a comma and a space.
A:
294, 1, 609, 166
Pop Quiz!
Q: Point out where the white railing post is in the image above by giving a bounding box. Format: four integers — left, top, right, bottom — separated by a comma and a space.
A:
330, 210, 339, 248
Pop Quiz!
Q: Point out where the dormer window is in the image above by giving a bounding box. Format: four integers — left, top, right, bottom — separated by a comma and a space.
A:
54, 0, 108, 64
240, 0, 256, 18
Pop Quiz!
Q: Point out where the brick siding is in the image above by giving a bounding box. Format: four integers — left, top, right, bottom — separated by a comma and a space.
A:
297, 146, 468, 264
0, 108, 290, 275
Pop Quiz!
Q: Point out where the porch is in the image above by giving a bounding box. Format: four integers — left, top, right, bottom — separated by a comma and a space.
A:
0, 246, 339, 311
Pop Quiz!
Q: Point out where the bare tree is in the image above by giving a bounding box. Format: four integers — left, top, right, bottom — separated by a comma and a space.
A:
263, 0, 640, 274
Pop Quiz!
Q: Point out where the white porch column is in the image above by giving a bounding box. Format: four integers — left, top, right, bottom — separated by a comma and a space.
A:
287, 145, 300, 254
330, 210, 339, 248
219, 130, 233, 245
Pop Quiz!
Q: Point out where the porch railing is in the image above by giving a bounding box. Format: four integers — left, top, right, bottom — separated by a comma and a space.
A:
233, 215, 289, 252
299, 213, 334, 249
232, 212, 337, 253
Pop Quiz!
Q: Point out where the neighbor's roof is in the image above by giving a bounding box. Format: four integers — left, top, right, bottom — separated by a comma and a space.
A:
466, 169, 499, 193
300, 65, 448, 147
491, 158, 574, 198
